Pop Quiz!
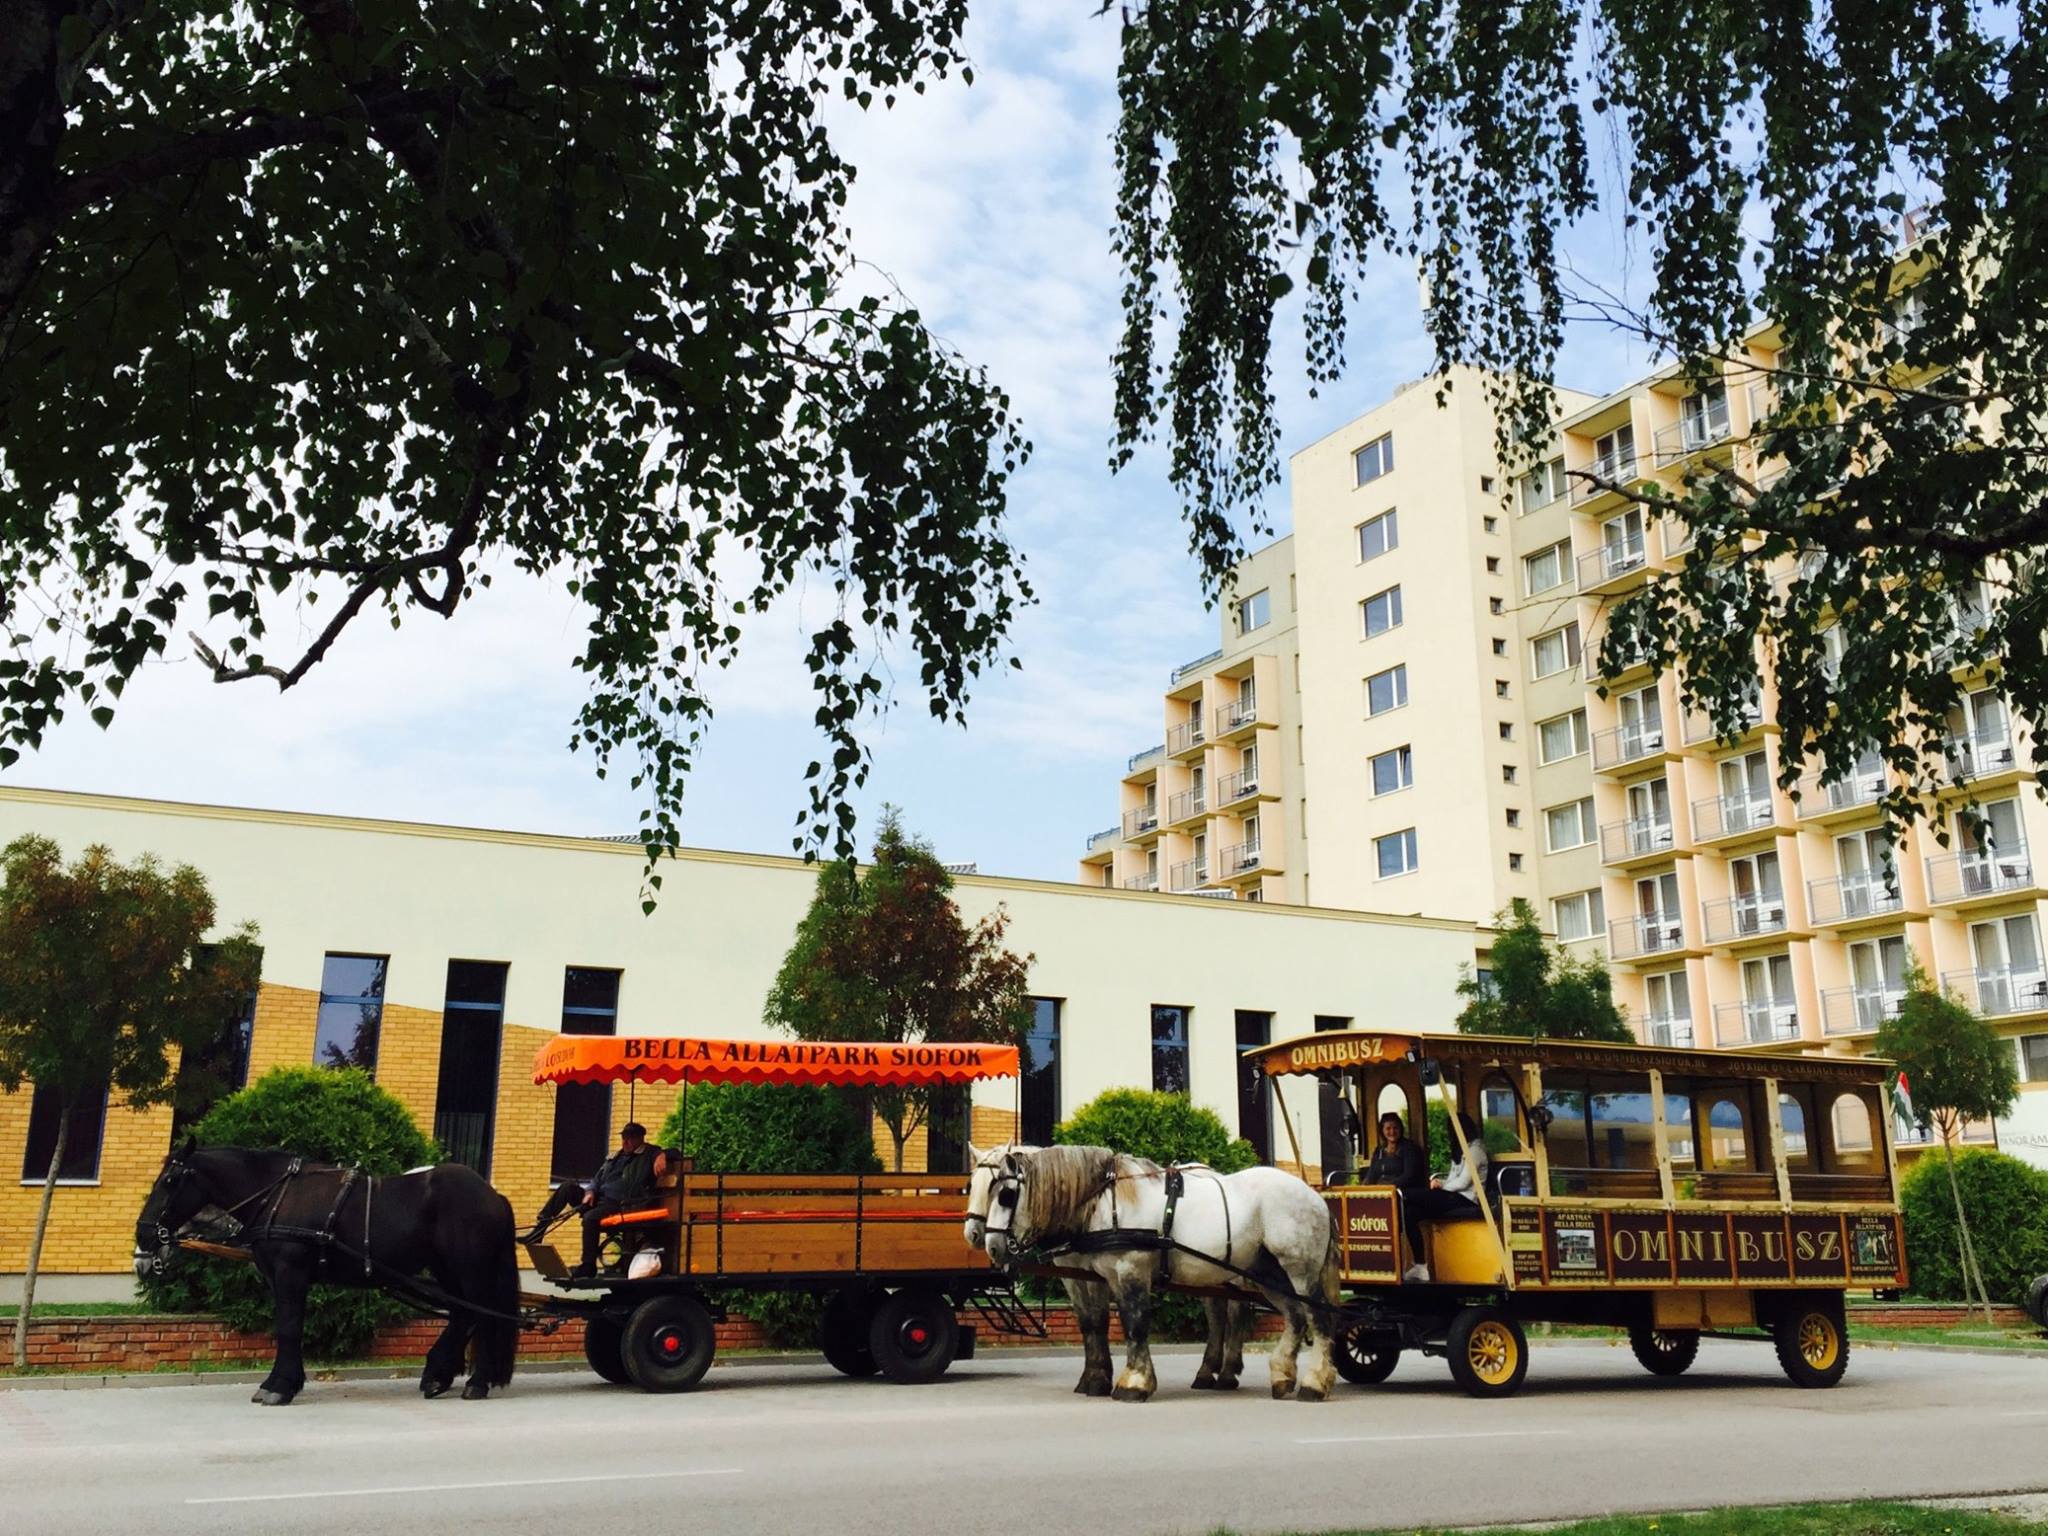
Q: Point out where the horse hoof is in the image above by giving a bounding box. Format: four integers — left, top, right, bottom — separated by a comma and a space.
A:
252, 1389, 291, 1407
1190, 1372, 1216, 1391
1270, 1380, 1296, 1400
1111, 1383, 1154, 1403
421, 1379, 450, 1399
460, 1379, 490, 1401
1296, 1384, 1328, 1403
1214, 1375, 1240, 1392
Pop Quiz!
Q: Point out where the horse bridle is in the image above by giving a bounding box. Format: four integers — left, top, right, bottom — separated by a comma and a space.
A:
974, 1154, 1026, 1254
137, 1153, 305, 1275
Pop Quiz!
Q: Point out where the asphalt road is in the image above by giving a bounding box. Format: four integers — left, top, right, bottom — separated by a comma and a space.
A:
5, 1342, 2046, 1536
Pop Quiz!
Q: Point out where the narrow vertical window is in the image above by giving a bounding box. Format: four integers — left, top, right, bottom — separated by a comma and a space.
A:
436, 960, 508, 1176
314, 953, 387, 1071
1022, 998, 1063, 1145
1235, 1010, 1273, 1163
1151, 1005, 1191, 1095
550, 966, 622, 1183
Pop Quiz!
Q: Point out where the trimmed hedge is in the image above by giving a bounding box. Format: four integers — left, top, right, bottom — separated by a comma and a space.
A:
1900, 1148, 2048, 1305
138, 1067, 440, 1359
1053, 1089, 1257, 1172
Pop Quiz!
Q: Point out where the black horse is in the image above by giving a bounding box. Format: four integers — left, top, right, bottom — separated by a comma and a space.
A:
136, 1139, 520, 1405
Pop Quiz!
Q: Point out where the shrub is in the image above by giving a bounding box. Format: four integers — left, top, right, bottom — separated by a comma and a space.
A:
1900, 1149, 2048, 1305
139, 1067, 439, 1359
655, 1082, 878, 1346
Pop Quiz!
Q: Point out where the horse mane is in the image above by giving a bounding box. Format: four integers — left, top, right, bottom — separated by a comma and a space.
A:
1019, 1145, 1152, 1243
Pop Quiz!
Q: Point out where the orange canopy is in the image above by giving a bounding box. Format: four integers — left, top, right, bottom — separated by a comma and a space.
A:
532, 1034, 1019, 1088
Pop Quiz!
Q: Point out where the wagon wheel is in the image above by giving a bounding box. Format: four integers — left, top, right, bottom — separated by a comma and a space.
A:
1627, 1323, 1700, 1378
866, 1288, 960, 1385
583, 1316, 632, 1385
1332, 1327, 1402, 1386
1771, 1295, 1849, 1389
621, 1294, 717, 1393
1445, 1306, 1529, 1399
821, 1288, 881, 1378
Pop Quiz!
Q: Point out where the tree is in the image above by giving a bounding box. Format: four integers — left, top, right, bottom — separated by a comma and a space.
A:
1455, 899, 1632, 1043
0, 3, 1028, 870
763, 809, 1032, 1170
1054, 1088, 1256, 1173
0, 835, 259, 1368
1109, 4, 2046, 833
1874, 963, 2020, 1323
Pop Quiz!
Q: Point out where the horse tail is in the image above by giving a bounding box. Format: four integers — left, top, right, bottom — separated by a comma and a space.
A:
472, 1189, 521, 1387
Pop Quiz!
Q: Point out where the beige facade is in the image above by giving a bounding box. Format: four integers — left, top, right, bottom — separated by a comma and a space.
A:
1, 786, 1485, 1293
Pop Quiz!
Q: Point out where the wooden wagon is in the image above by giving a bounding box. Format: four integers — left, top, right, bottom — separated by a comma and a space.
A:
524, 1034, 1039, 1392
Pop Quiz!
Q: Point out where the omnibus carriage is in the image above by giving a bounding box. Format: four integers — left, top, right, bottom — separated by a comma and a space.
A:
1248, 1029, 1908, 1398
525, 1033, 1042, 1391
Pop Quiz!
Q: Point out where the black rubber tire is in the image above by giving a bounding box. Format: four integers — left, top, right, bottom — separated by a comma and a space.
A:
1332, 1328, 1402, 1385
621, 1294, 717, 1393
866, 1288, 960, 1385
1627, 1324, 1700, 1377
1772, 1295, 1849, 1389
2026, 1272, 2048, 1329
583, 1316, 632, 1385
820, 1289, 881, 1377
1445, 1306, 1529, 1399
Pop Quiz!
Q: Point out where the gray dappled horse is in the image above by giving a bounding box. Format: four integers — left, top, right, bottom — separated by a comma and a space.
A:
969, 1143, 1338, 1403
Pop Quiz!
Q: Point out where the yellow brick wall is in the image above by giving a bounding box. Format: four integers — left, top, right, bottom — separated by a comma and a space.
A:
0, 1090, 178, 1274
491, 1022, 560, 1233
245, 982, 317, 1078
373, 1001, 446, 1134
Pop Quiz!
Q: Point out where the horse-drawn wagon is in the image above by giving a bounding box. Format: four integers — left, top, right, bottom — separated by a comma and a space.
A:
525, 1033, 1047, 1392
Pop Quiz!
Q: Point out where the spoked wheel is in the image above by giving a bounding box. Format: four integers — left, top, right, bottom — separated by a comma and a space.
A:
621, 1294, 717, 1393
1627, 1323, 1700, 1378
1772, 1296, 1849, 1389
1332, 1327, 1402, 1386
866, 1287, 960, 1385
583, 1316, 632, 1385
821, 1288, 881, 1378
1445, 1306, 1529, 1399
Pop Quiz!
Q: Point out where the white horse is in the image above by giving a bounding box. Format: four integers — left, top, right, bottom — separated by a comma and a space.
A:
965, 1143, 1255, 1397
972, 1143, 1339, 1403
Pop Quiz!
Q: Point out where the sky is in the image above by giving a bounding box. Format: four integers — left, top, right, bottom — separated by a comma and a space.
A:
4, 4, 1663, 881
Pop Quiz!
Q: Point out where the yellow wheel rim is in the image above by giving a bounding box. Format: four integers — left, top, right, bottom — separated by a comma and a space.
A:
1467, 1321, 1518, 1385
1797, 1314, 1840, 1372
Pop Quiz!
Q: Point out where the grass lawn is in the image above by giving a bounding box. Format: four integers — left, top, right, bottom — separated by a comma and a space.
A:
1318, 1500, 2047, 1535
1852, 1323, 2048, 1353
0, 1302, 155, 1318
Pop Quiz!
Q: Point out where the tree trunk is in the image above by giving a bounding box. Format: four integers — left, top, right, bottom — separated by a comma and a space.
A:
11, 1101, 65, 1371
1940, 1130, 1996, 1326
887, 1119, 905, 1174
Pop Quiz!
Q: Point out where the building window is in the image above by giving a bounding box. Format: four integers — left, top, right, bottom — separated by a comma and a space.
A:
1353, 433, 1395, 485
1370, 744, 1414, 796
1539, 709, 1591, 764
1503, 766, 1517, 784
437, 960, 508, 1176
1495, 679, 1511, 698
1375, 828, 1419, 879
1523, 540, 1571, 596
1022, 998, 1063, 1143
1518, 457, 1566, 513
21, 1081, 108, 1183
1488, 596, 1505, 615
1508, 852, 1525, 872
1357, 509, 1398, 562
1360, 585, 1403, 638
1505, 808, 1522, 828
1498, 721, 1515, 740
1484, 516, 1498, 534
1235, 1010, 1273, 1162
1151, 1005, 1192, 1095
1485, 556, 1501, 574
1237, 588, 1270, 634
1530, 622, 1583, 680
1594, 422, 1637, 475
1480, 475, 1496, 494
1553, 890, 1606, 943
173, 947, 260, 1138
551, 966, 622, 1183
1492, 638, 1508, 657
1365, 664, 1408, 716
2020, 1033, 2048, 1083
1544, 797, 1597, 852
315, 953, 387, 1071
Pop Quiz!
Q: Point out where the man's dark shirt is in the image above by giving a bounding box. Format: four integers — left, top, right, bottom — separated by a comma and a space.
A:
590, 1144, 660, 1205
1362, 1140, 1428, 1198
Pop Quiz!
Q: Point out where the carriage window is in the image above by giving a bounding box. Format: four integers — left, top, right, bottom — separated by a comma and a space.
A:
551, 966, 622, 1183
1479, 1076, 1524, 1152
1703, 1095, 1752, 1169
1777, 1089, 1814, 1171
1585, 1074, 1659, 1170
1661, 1087, 1697, 1172
1539, 1074, 1591, 1167
1830, 1091, 1878, 1168
314, 952, 387, 1072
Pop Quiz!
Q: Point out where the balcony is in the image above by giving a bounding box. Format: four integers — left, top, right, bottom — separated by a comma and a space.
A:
1692, 791, 1776, 845
1933, 603, 1993, 670
1658, 515, 1697, 560
1122, 871, 1159, 892
1942, 725, 2021, 787
1167, 858, 1210, 894
1941, 966, 2048, 1019
1214, 690, 1261, 739
1164, 787, 1208, 826
1807, 871, 1906, 926
1653, 400, 1734, 465
1714, 1000, 1801, 1047
1600, 814, 1676, 866
1218, 840, 1266, 878
1569, 450, 1642, 507
1576, 534, 1648, 594
1641, 1013, 1696, 1048
1702, 892, 1791, 945
1127, 743, 1164, 775
1821, 986, 1904, 1037
1609, 911, 1688, 962
1895, 1118, 1996, 1150
1795, 760, 1886, 820
1171, 648, 1224, 685
1925, 847, 2037, 905
1591, 719, 1669, 772
1185, 888, 1237, 901
1681, 688, 1764, 746
1122, 803, 1161, 840
1166, 718, 1206, 758
1085, 824, 1121, 854
1217, 769, 1262, 807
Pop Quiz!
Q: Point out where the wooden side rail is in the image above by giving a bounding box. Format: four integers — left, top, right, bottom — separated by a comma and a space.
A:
1788, 1172, 1893, 1202
1690, 1171, 1781, 1201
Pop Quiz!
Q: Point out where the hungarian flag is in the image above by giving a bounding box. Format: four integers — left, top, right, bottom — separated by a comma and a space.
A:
1894, 1070, 1916, 1123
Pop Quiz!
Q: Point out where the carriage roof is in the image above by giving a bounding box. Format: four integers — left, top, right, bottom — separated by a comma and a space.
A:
531, 1033, 1019, 1088
1246, 1029, 1893, 1088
